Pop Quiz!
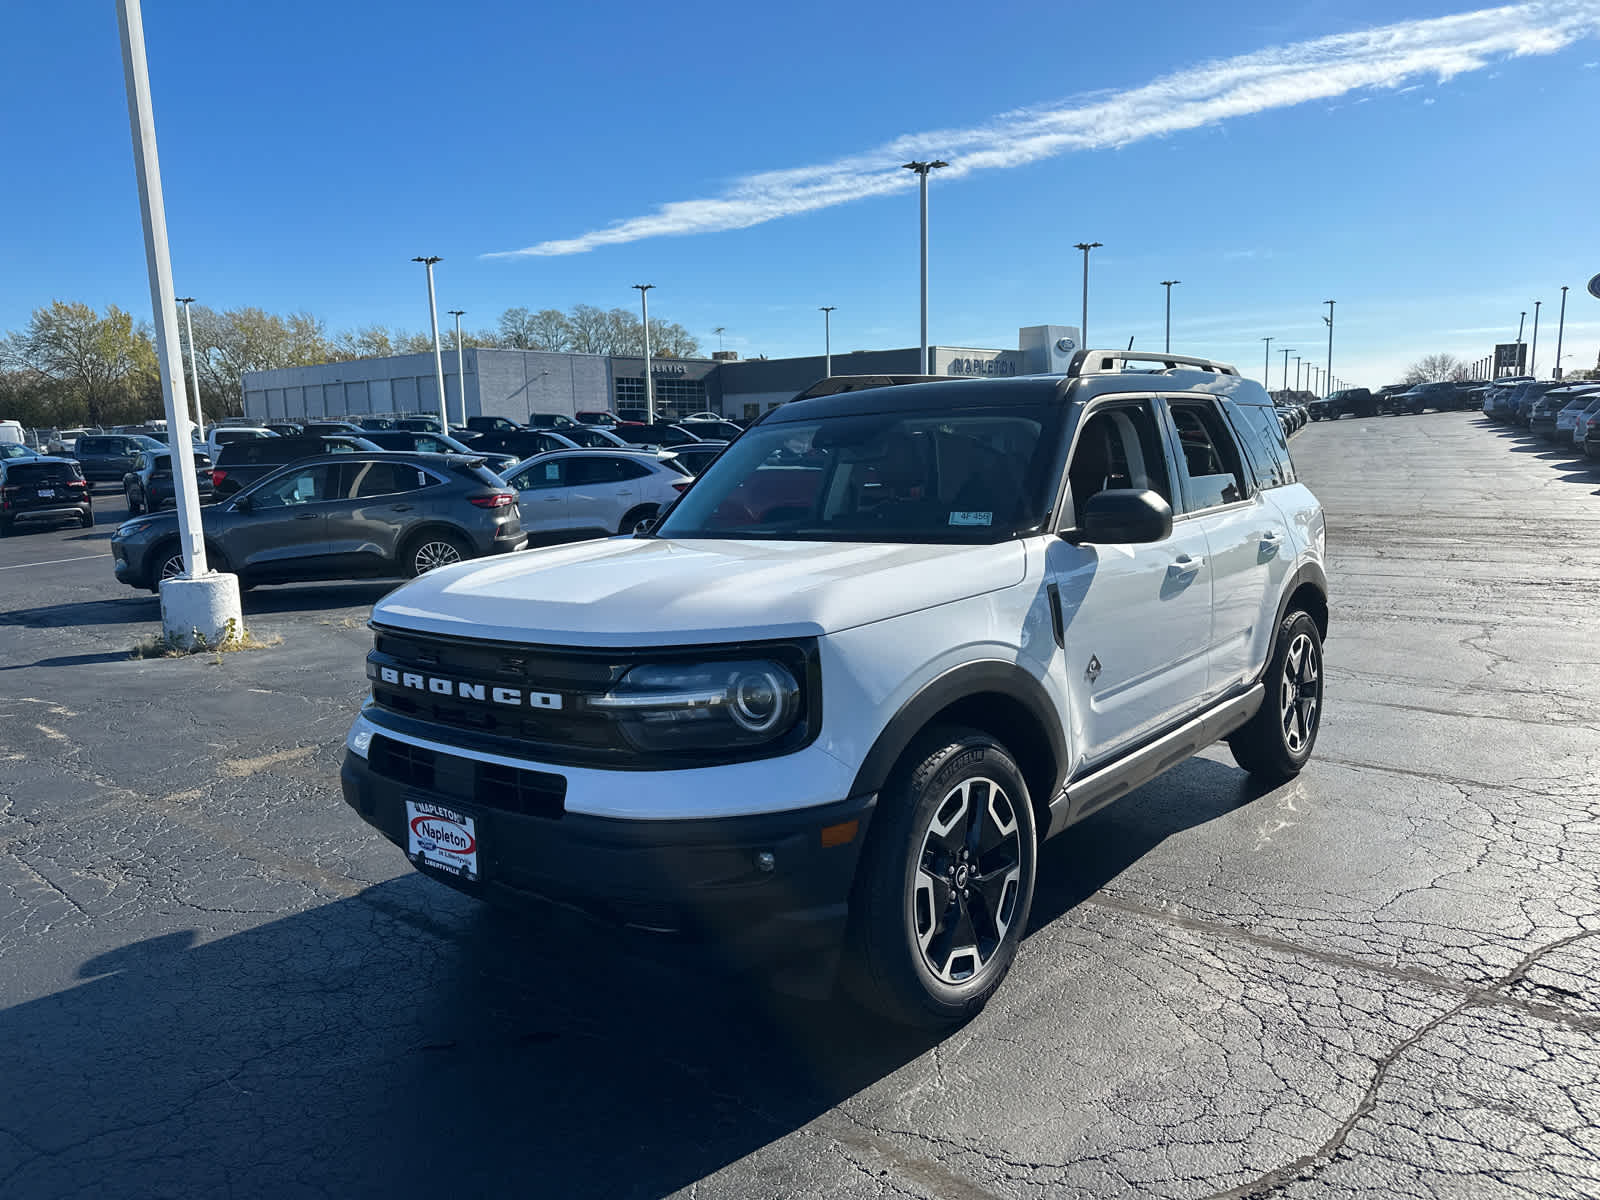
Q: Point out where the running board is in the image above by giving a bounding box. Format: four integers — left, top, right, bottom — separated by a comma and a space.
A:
1044, 685, 1265, 839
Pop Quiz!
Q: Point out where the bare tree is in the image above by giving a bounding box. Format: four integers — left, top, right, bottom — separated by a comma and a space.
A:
651, 319, 701, 359
1402, 353, 1470, 384
566, 304, 610, 354
498, 306, 536, 349
527, 309, 572, 352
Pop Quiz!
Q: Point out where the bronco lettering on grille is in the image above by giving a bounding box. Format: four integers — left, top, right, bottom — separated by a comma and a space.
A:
375, 664, 563, 710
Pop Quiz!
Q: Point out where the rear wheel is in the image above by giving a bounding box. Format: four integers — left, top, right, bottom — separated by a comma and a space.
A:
126, 486, 143, 515
79, 509, 94, 528
617, 504, 659, 536
844, 726, 1037, 1028
1229, 610, 1323, 783
403, 530, 470, 577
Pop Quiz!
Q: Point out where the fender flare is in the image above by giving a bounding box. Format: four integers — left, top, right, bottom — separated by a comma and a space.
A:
1268, 558, 1329, 655
847, 659, 1068, 804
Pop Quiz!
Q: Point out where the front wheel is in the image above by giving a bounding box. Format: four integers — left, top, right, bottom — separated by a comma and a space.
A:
844, 727, 1037, 1028
617, 504, 659, 536
1229, 610, 1324, 783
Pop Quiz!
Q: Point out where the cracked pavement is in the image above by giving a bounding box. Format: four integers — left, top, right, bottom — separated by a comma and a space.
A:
1, 411, 1598, 1198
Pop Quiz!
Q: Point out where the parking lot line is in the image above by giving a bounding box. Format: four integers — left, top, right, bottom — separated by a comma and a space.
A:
0, 553, 112, 571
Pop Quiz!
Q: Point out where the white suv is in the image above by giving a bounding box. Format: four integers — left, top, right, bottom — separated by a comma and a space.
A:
503, 448, 693, 541
340, 352, 1328, 1026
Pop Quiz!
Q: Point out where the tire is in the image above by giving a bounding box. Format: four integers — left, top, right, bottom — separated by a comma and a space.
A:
617, 504, 659, 536
1229, 610, 1324, 783
126, 487, 143, 515
150, 540, 187, 592
844, 726, 1038, 1028
403, 529, 471, 577
80, 510, 94, 528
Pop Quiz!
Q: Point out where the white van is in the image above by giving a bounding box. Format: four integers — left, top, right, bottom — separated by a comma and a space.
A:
0, 420, 26, 445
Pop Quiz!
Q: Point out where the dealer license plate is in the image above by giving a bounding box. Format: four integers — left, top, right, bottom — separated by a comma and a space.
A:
36, 488, 55, 498
405, 800, 479, 882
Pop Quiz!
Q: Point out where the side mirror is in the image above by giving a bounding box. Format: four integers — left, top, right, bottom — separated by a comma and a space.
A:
1064, 489, 1173, 545
232, 493, 252, 513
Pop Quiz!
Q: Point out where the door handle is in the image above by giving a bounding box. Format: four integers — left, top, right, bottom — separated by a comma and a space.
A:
390, 504, 412, 512
544, 496, 563, 503
293, 512, 318, 521
1168, 554, 1204, 577
1259, 532, 1283, 557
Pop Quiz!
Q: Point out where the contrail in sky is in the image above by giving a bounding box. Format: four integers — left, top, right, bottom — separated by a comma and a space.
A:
485, 1, 1600, 259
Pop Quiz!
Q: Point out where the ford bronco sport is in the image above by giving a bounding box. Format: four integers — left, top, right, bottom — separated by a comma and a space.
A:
341, 351, 1328, 1027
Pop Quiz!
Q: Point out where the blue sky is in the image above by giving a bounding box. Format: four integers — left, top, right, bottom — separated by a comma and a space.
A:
3, 0, 1598, 387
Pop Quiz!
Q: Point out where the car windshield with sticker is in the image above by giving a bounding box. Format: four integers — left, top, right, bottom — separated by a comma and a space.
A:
655, 405, 1058, 544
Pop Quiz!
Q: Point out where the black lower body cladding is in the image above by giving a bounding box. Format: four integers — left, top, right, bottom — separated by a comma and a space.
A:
339, 747, 876, 979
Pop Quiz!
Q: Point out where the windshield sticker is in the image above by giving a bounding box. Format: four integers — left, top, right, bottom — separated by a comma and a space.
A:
949, 511, 993, 527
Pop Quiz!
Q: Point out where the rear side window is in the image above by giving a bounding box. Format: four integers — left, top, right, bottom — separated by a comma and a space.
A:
1168, 401, 1251, 510
77, 437, 116, 455
350, 461, 431, 498
1223, 401, 1297, 490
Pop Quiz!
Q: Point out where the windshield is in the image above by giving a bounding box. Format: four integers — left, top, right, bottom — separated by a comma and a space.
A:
654, 405, 1059, 543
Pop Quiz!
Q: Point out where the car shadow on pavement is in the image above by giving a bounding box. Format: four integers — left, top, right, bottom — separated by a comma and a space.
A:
0, 596, 159, 629
0, 760, 1265, 1198
0, 871, 940, 1199
239, 581, 398, 614
0, 650, 137, 672
1029, 756, 1265, 930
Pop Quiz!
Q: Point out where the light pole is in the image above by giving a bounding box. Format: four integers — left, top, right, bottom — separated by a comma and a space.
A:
1323, 299, 1335, 400
1529, 300, 1542, 379
1294, 354, 1303, 391
819, 306, 836, 378
1160, 280, 1180, 352
1515, 310, 1526, 375
902, 160, 947, 374
1280, 348, 1295, 394
118, 0, 245, 651
1075, 241, 1102, 347
447, 310, 467, 427
1262, 336, 1273, 389
1554, 286, 1569, 379
411, 256, 448, 431
633, 284, 655, 422
176, 296, 202, 437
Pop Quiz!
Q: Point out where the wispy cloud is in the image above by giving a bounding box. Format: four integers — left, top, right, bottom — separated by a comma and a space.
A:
486, 1, 1600, 259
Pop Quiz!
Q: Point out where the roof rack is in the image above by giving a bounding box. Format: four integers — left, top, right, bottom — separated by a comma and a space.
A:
1066, 350, 1240, 378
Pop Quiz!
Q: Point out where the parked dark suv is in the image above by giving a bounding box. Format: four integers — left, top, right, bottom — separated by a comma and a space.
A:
123, 449, 215, 513
459, 429, 577, 459
111, 452, 526, 591
209, 434, 379, 498
0, 457, 93, 534
74, 434, 159, 485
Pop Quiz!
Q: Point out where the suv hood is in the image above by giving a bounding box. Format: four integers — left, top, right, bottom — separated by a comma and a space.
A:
375, 536, 1030, 647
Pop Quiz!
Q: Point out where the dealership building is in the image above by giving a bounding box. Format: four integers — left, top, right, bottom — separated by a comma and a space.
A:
240, 324, 1082, 426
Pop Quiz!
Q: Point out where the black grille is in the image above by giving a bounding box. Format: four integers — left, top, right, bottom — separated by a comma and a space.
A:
368, 734, 566, 819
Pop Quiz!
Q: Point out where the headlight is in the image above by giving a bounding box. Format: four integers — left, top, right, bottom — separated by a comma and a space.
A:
586, 659, 802, 752
112, 518, 158, 540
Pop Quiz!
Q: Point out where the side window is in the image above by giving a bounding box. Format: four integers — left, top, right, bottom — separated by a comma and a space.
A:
510, 459, 567, 490
1224, 401, 1296, 489
1167, 401, 1251, 511
613, 459, 651, 481
351, 461, 426, 498
1064, 401, 1174, 521
252, 465, 335, 508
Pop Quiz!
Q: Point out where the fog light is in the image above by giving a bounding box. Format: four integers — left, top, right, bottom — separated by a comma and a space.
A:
755, 851, 775, 873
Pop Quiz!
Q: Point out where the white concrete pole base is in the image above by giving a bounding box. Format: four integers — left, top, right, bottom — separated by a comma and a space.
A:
159, 572, 245, 650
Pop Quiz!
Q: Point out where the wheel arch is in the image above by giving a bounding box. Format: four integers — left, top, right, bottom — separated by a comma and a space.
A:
849, 661, 1066, 835
1277, 561, 1328, 643
399, 521, 472, 556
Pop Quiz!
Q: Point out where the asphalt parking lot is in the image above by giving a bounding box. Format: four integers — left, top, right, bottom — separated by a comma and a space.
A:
2, 412, 1599, 1200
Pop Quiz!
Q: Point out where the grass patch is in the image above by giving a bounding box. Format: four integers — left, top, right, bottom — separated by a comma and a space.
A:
130, 618, 282, 661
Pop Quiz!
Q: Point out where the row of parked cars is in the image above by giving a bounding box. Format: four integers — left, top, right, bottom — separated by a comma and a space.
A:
1482, 377, 1600, 454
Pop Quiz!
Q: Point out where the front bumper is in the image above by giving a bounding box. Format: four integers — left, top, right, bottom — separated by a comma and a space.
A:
339, 746, 874, 974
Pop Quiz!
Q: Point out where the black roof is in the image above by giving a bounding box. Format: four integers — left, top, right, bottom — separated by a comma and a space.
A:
770, 367, 1276, 424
